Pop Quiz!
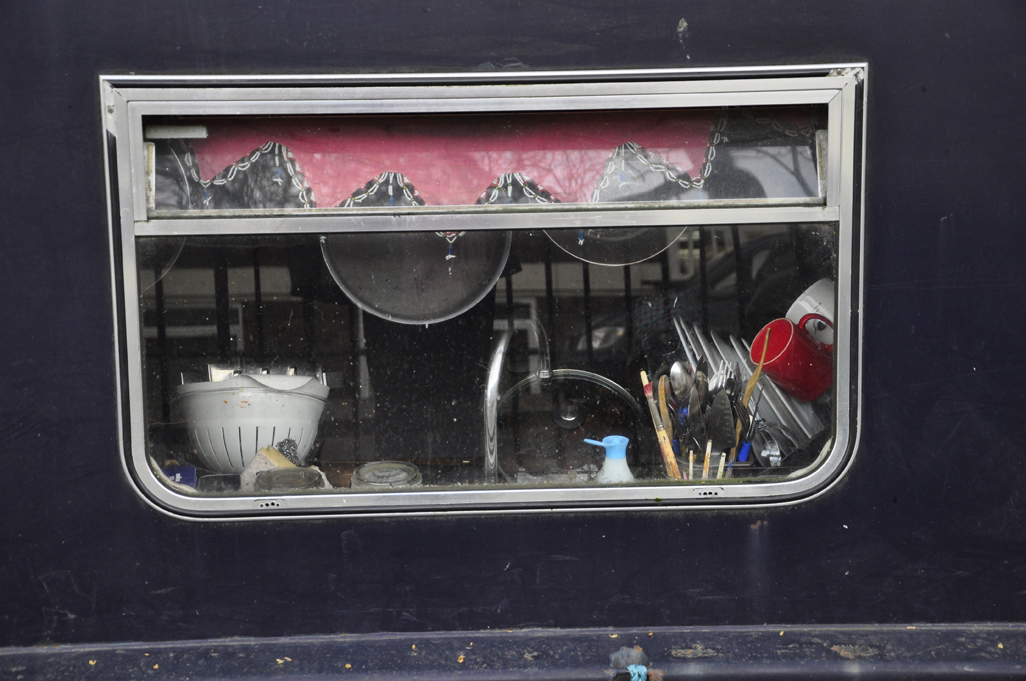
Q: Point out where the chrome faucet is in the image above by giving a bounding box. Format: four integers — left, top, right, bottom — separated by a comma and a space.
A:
483, 318, 550, 483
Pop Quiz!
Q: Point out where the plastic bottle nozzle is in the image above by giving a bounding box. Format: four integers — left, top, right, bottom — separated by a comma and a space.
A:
584, 435, 633, 483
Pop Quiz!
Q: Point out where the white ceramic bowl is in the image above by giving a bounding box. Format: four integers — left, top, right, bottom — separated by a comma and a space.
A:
172, 374, 329, 473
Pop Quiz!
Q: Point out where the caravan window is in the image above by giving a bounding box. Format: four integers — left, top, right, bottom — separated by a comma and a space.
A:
103, 67, 865, 516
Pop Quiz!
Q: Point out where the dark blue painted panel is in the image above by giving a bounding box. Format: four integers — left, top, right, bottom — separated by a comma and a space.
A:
2, 0, 1026, 648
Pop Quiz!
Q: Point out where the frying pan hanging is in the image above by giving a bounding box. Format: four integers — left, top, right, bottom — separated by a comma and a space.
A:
320, 172, 512, 325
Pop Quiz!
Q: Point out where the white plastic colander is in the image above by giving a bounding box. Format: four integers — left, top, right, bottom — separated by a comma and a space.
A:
172, 374, 329, 474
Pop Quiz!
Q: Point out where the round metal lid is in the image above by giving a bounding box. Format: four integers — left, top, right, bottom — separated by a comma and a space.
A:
351, 461, 423, 490
254, 467, 323, 491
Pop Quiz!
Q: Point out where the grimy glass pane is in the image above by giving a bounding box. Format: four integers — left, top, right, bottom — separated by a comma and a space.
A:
147, 106, 826, 215
138, 220, 837, 496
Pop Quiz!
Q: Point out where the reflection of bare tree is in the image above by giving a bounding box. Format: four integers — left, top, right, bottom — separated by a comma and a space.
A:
190, 142, 313, 209
339, 171, 424, 207
592, 143, 698, 203
152, 140, 315, 210
470, 142, 710, 205
552, 150, 605, 201
476, 174, 559, 205
472, 149, 625, 203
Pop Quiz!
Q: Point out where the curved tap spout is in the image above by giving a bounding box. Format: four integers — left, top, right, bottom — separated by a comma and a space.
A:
482, 317, 551, 483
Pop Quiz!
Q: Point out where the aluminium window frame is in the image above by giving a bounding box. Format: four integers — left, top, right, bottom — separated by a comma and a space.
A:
101, 64, 866, 519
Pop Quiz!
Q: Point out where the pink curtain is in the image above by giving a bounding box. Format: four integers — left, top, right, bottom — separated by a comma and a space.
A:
189, 110, 718, 207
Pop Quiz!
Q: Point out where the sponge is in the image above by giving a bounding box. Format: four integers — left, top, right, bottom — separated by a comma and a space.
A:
258, 446, 296, 469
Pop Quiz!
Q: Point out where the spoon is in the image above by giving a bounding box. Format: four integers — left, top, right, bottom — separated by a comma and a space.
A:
695, 371, 709, 407
669, 360, 692, 399
687, 384, 703, 439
